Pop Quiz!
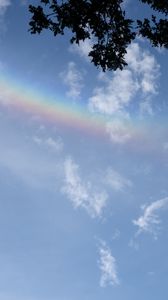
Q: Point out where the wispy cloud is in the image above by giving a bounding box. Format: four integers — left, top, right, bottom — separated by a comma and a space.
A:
126, 43, 159, 96
105, 168, 132, 191
105, 119, 132, 144
60, 62, 84, 99
69, 38, 93, 61
128, 238, 139, 251
0, 145, 63, 189
98, 241, 119, 287
33, 135, 63, 153
89, 68, 138, 115
0, 124, 64, 189
88, 43, 160, 142
126, 42, 160, 116
112, 229, 121, 240
62, 157, 108, 218
89, 42, 159, 116
0, 0, 11, 33
0, 0, 11, 15
133, 197, 168, 238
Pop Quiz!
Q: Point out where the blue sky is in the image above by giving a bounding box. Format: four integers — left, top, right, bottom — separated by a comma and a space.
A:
0, 1, 168, 299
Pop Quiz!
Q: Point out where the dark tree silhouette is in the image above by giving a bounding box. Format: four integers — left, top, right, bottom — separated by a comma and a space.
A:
29, 0, 168, 71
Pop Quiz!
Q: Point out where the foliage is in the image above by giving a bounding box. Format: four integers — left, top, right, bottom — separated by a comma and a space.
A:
29, 0, 168, 71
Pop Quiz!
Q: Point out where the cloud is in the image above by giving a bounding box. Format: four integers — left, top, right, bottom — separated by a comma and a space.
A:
133, 197, 168, 237
105, 168, 132, 191
88, 42, 159, 120
126, 43, 159, 95
0, 144, 63, 190
139, 98, 154, 116
89, 68, 138, 115
45, 137, 63, 152
33, 135, 63, 153
105, 119, 132, 144
0, 0, 10, 15
69, 38, 93, 61
112, 229, 121, 240
128, 238, 139, 251
98, 241, 119, 287
62, 157, 108, 217
60, 62, 84, 99
0, 0, 10, 32
0, 123, 64, 189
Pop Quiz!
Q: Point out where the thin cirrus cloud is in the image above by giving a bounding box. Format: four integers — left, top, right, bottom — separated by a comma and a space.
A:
133, 197, 168, 238
33, 135, 64, 153
62, 157, 108, 218
105, 168, 133, 191
59, 61, 84, 99
98, 240, 119, 287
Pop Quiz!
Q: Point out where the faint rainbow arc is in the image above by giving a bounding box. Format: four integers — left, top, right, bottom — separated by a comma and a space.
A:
0, 75, 109, 136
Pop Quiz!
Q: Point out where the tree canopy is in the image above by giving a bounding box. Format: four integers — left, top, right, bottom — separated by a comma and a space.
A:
29, 0, 168, 71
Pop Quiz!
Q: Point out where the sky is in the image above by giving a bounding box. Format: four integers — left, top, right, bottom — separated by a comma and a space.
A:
0, 1, 168, 299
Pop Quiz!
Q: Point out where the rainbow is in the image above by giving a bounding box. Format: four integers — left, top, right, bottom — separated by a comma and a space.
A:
0, 72, 111, 136
0, 71, 161, 144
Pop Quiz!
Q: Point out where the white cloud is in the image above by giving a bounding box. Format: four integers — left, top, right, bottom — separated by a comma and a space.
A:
98, 241, 119, 287
128, 238, 139, 251
62, 157, 108, 217
0, 0, 10, 15
69, 38, 93, 61
89, 68, 138, 115
112, 229, 121, 240
88, 43, 160, 134
133, 197, 168, 237
33, 135, 63, 153
0, 0, 10, 33
126, 43, 159, 95
32, 135, 42, 145
139, 98, 154, 116
45, 137, 63, 152
105, 168, 132, 191
60, 62, 84, 99
126, 42, 159, 115
106, 119, 131, 144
